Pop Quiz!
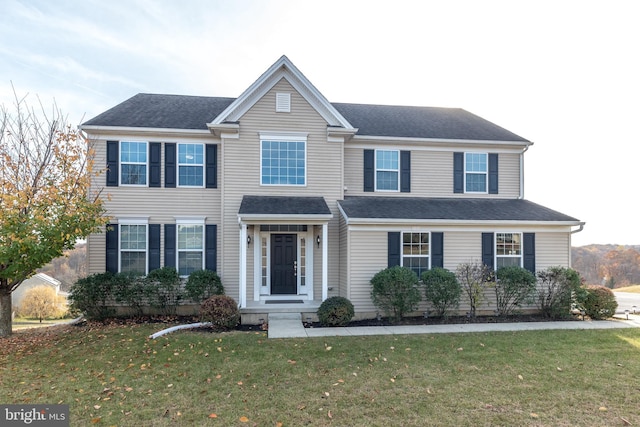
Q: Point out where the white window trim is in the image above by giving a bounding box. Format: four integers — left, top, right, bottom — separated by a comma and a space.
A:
175, 217, 206, 277
375, 149, 400, 192
177, 143, 205, 188
118, 218, 149, 275
401, 231, 431, 275
464, 152, 488, 194
495, 232, 523, 268
259, 132, 308, 187
120, 141, 149, 187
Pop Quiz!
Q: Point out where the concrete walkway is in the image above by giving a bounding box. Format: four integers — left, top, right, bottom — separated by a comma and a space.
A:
268, 313, 640, 339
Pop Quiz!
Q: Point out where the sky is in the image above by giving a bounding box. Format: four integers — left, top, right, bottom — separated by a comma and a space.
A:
1, 0, 638, 247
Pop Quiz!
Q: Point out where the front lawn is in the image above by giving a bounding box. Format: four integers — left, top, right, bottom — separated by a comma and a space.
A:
614, 285, 640, 293
1, 322, 638, 426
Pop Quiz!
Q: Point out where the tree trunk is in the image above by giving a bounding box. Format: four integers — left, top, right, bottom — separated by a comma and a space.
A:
0, 287, 12, 337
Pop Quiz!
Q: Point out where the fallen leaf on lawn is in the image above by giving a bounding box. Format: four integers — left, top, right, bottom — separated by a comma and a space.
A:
91, 417, 101, 424
557, 367, 563, 371
217, 347, 222, 352
237, 381, 243, 386
518, 375, 524, 380
530, 413, 539, 418
239, 416, 249, 422
456, 347, 463, 351
208, 413, 217, 418
288, 360, 297, 364
125, 387, 133, 392
276, 422, 283, 427
297, 404, 306, 410
216, 374, 222, 379
325, 346, 332, 351
426, 388, 432, 394
480, 343, 485, 347
94, 405, 101, 409
390, 378, 395, 383
324, 392, 330, 397
621, 416, 632, 425
599, 406, 607, 411
328, 410, 333, 419
167, 384, 173, 388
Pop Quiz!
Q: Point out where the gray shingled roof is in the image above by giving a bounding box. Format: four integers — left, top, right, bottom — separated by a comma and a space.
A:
83, 93, 529, 142
239, 196, 331, 216
338, 197, 579, 222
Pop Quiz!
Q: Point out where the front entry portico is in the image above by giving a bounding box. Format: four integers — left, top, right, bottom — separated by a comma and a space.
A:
237, 196, 333, 309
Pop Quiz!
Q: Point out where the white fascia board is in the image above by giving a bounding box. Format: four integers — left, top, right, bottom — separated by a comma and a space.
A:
208, 55, 355, 130
238, 213, 333, 223
343, 217, 583, 227
81, 125, 211, 138
349, 135, 533, 149
34, 273, 62, 286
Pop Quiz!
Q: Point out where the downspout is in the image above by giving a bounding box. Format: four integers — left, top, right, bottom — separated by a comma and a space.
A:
568, 222, 586, 268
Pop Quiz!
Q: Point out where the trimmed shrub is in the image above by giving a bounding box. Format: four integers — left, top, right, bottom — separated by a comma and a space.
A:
185, 270, 224, 303
582, 285, 618, 320
200, 295, 240, 331
146, 267, 182, 315
317, 296, 355, 326
370, 266, 421, 323
69, 272, 117, 320
456, 262, 493, 317
421, 268, 461, 318
493, 266, 537, 316
536, 267, 583, 318
112, 273, 148, 316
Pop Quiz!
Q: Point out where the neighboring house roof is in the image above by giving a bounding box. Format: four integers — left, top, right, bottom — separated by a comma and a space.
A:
82, 95, 528, 142
239, 196, 332, 216
338, 197, 580, 223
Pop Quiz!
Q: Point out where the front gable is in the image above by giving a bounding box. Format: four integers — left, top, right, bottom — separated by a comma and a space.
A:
208, 55, 357, 136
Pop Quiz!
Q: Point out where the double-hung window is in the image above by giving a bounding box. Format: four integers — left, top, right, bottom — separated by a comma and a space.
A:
178, 143, 204, 187
402, 232, 430, 277
496, 232, 522, 268
177, 221, 205, 276
465, 152, 488, 193
376, 150, 399, 191
260, 133, 307, 186
120, 142, 148, 185
120, 221, 147, 275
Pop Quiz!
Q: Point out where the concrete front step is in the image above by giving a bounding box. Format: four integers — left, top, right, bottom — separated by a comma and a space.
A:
267, 313, 306, 339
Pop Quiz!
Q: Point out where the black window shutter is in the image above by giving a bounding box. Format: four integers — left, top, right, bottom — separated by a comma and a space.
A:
488, 153, 499, 194
431, 232, 444, 268
164, 143, 176, 188
149, 143, 161, 187
482, 232, 494, 270
523, 233, 536, 273
400, 150, 411, 193
106, 224, 118, 273
388, 232, 401, 267
106, 141, 119, 187
205, 225, 217, 271
148, 224, 160, 272
363, 149, 374, 192
453, 152, 464, 193
164, 224, 176, 268
206, 145, 218, 189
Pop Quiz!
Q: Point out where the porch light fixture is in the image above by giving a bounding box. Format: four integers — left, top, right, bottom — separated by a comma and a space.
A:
247, 235, 252, 246
316, 235, 321, 247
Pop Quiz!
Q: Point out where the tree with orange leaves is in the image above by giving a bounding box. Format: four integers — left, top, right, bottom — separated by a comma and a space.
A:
0, 89, 107, 337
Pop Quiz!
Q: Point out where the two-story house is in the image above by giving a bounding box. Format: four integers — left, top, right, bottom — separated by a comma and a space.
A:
81, 56, 583, 321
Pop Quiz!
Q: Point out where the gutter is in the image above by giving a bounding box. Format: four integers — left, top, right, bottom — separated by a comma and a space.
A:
571, 223, 585, 234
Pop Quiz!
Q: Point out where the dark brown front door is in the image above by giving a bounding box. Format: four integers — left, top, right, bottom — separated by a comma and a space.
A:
271, 234, 297, 294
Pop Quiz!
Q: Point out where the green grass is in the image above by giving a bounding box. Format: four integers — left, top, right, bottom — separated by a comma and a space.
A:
1, 323, 639, 426
614, 285, 640, 293
11, 317, 71, 330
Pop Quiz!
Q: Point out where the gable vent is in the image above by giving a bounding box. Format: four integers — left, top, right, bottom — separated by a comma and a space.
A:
276, 92, 291, 112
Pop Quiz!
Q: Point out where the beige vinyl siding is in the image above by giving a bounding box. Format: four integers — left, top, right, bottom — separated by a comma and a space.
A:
346, 230, 387, 311
442, 230, 483, 270
535, 232, 571, 269
344, 145, 521, 198
338, 215, 349, 298
87, 138, 222, 275
222, 78, 343, 302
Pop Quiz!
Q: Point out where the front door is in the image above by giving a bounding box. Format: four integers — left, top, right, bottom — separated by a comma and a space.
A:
271, 234, 297, 294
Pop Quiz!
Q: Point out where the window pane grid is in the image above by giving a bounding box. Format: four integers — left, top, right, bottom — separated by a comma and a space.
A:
120, 224, 146, 275
465, 152, 487, 192
496, 233, 522, 268
121, 142, 147, 185
177, 224, 204, 276
402, 232, 429, 277
375, 150, 399, 191
261, 140, 305, 185
178, 144, 204, 186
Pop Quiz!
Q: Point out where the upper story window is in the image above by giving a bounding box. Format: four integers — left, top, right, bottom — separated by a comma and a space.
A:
120, 142, 148, 185
465, 152, 488, 193
178, 143, 204, 187
260, 133, 307, 186
496, 232, 522, 268
120, 222, 147, 275
376, 149, 399, 191
402, 232, 430, 278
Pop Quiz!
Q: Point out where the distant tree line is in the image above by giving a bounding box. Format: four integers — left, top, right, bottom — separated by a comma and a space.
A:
37, 243, 86, 291
572, 245, 640, 287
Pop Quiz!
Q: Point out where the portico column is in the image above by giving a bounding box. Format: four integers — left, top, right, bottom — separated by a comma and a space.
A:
239, 222, 247, 308
322, 222, 328, 301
